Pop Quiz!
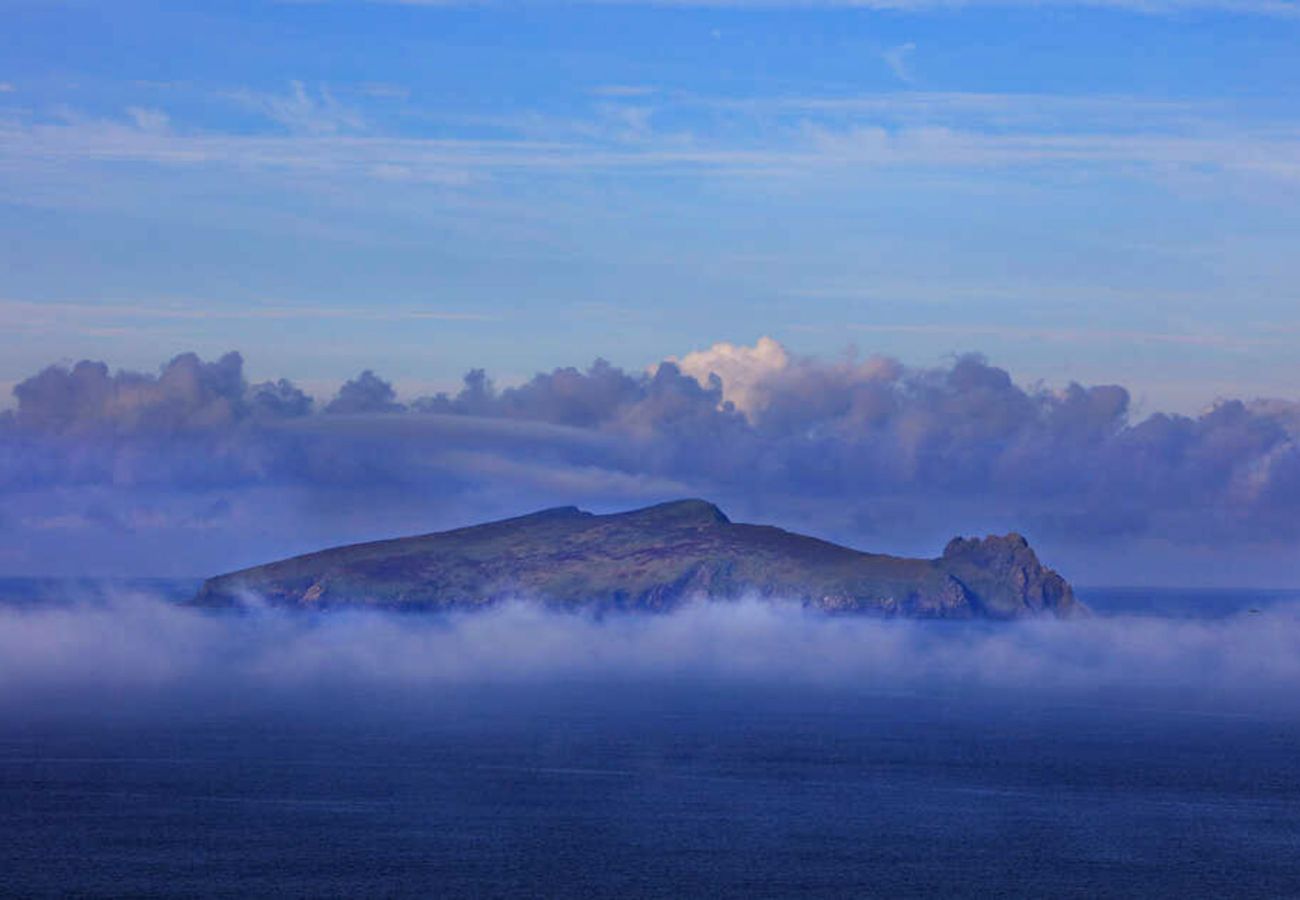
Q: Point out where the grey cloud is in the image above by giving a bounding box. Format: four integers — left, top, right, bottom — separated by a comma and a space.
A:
415, 359, 676, 428
248, 378, 314, 419
326, 370, 405, 415
2, 346, 1298, 578
10, 352, 308, 436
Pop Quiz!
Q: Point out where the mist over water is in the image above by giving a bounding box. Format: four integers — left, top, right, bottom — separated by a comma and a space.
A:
4, 585, 1300, 720
6, 583, 1300, 898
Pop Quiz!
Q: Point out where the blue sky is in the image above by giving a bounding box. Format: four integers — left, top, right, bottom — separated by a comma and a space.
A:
2, 0, 1299, 411
2, 1, 1300, 582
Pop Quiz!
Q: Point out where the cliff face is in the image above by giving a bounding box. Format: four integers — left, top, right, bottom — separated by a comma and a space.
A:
193, 499, 1083, 619
940, 533, 1078, 618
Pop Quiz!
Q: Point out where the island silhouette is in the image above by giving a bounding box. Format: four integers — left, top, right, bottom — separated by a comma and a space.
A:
195, 499, 1081, 619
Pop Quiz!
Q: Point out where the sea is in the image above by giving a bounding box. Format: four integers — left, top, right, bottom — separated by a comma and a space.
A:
2, 581, 1300, 898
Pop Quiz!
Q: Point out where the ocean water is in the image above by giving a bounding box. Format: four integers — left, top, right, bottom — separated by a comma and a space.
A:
2, 584, 1300, 898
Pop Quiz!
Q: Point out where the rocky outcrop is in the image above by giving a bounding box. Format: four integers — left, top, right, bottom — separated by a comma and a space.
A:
938, 533, 1081, 619
193, 499, 1083, 619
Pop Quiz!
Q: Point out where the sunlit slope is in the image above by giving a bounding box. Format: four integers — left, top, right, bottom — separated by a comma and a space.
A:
194, 500, 1080, 619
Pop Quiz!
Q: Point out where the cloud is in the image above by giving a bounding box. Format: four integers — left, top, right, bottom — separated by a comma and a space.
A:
326, 370, 406, 415
669, 336, 790, 419
11, 352, 245, 435
20, 499, 231, 534
0, 299, 496, 345
1, 339, 1299, 578
357, 82, 411, 100
249, 378, 315, 419
4, 90, 1300, 196
882, 42, 917, 84
227, 81, 365, 135
3, 593, 1300, 719
362, 0, 1300, 15
836, 321, 1290, 352
125, 106, 170, 134
589, 85, 659, 98
8, 351, 308, 436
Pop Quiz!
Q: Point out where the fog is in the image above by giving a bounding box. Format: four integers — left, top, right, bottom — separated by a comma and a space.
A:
4, 591, 1300, 721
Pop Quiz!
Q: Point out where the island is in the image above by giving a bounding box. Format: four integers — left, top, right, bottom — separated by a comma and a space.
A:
193, 499, 1082, 619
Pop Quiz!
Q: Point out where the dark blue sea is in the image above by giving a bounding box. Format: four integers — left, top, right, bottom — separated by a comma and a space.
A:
2, 583, 1300, 898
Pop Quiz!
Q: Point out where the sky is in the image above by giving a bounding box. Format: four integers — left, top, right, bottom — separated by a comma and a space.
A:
1, 0, 1299, 583
3, 0, 1299, 408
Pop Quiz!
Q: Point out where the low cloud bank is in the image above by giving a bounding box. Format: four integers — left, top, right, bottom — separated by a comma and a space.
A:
1, 340, 1298, 578
2, 593, 1300, 719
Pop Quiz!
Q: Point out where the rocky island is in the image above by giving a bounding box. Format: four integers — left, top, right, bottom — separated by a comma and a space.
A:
194, 499, 1081, 619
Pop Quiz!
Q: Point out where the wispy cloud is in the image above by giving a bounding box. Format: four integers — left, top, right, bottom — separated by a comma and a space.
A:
125, 106, 170, 134
361, 0, 1300, 18
589, 85, 660, 98
357, 82, 411, 100
0, 298, 499, 335
882, 42, 917, 84
836, 322, 1293, 351
3, 91, 1299, 188
224, 81, 365, 135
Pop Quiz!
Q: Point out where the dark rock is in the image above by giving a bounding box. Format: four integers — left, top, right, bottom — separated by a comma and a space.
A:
193, 499, 1083, 619
940, 533, 1080, 619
